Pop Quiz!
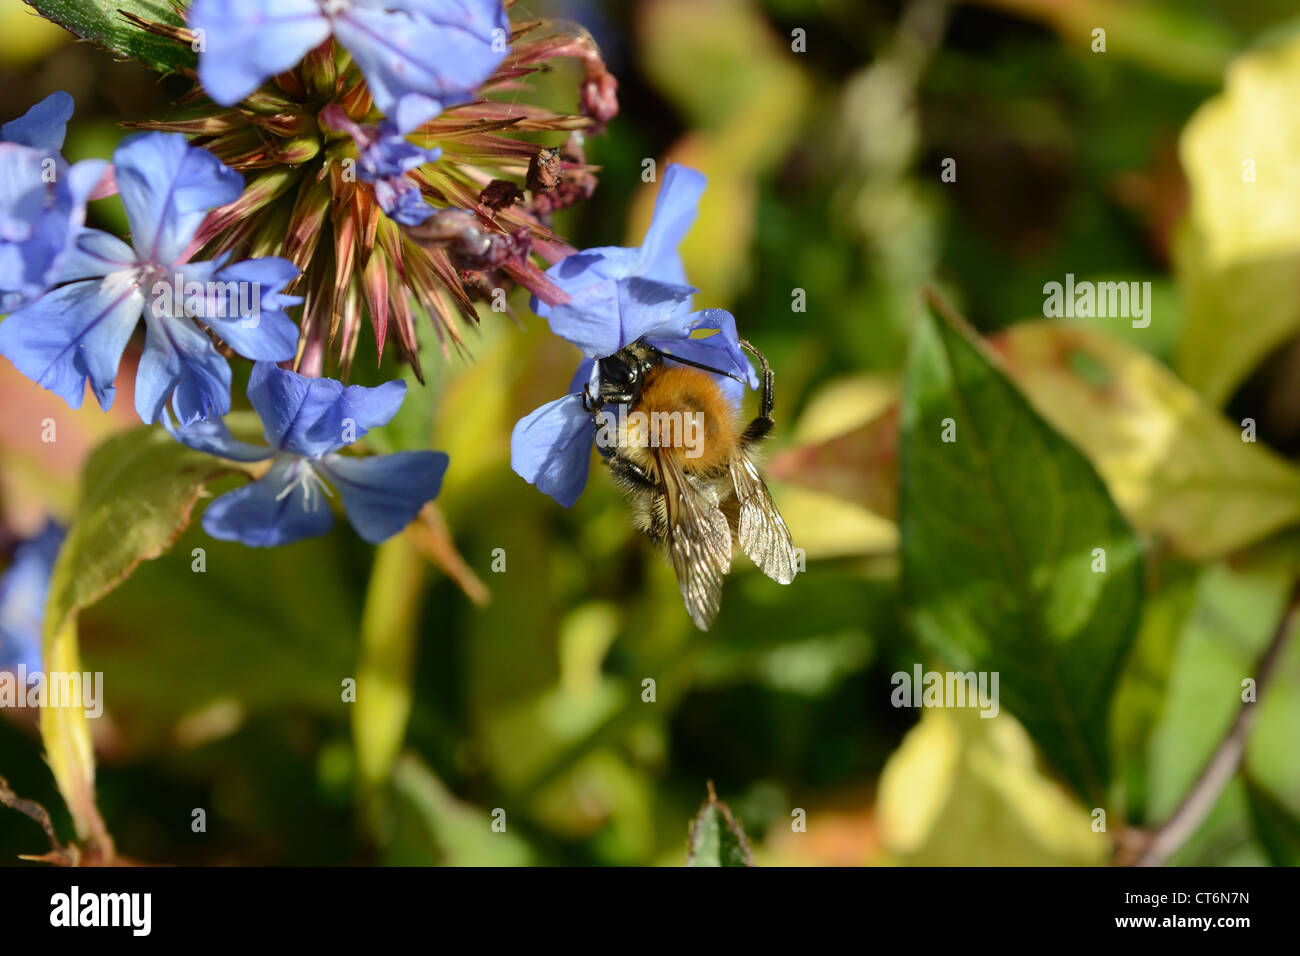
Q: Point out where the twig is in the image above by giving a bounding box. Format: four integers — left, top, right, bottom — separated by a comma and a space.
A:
0, 773, 78, 866
1131, 581, 1300, 866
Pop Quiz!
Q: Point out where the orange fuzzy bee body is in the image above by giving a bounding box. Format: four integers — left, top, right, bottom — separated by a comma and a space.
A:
590, 338, 797, 629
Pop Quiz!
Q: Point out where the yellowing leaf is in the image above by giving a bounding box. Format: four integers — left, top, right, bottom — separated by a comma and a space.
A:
997, 321, 1300, 560
1181, 34, 1300, 270
877, 709, 1108, 866
1174, 222, 1300, 407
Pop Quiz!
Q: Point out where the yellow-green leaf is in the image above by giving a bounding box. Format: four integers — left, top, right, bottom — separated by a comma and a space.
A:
998, 321, 1300, 560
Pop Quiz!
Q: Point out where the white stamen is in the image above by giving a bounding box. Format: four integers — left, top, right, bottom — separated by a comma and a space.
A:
276, 459, 335, 511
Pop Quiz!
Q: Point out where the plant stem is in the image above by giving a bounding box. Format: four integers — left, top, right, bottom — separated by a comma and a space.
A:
352, 531, 427, 816
1132, 581, 1300, 866
40, 616, 113, 861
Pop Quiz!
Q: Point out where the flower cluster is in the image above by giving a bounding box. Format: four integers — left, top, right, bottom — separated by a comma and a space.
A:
0, 4, 751, 559
129, 0, 618, 379
0, 131, 300, 425
0, 0, 622, 550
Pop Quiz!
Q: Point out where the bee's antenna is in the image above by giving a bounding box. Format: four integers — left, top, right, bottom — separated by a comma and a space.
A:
643, 344, 750, 385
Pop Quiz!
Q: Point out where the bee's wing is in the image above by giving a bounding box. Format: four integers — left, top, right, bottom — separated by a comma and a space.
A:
729, 453, 798, 585
655, 449, 732, 630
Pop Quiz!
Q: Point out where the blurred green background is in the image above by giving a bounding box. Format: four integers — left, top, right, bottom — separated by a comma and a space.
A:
2, 0, 1300, 866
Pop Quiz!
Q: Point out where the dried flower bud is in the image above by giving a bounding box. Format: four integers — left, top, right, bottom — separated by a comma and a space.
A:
479, 179, 525, 211
581, 67, 619, 132
527, 148, 565, 193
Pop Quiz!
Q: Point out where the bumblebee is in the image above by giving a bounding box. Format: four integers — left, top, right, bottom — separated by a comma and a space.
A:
584, 338, 798, 629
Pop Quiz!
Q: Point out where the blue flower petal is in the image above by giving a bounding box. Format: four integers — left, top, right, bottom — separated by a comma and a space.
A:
246, 361, 407, 457
136, 311, 233, 425
321, 450, 449, 543
388, 94, 443, 134
0, 150, 105, 309
0, 146, 66, 308
203, 256, 301, 360
510, 392, 594, 508
0, 520, 63, 674
358, 123, 441, 179
532, 233, 695, 357
568, 357, 596, 395
645, 309, 755, 408
113, 132, 243, 266
0, 273, 144, 410
634, 164, 705, 285
1, 91, 74, 152
202, 456, 335, 547
332, 0, 509, 114
163, 410, 275, 462
190, 0, 331, 106
531, 164, 710, 357
374, 176, 435, 225
57, 227, 137, 282
616, 276, 696, 345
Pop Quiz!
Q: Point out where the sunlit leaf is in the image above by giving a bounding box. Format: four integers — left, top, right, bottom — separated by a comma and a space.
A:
900, 297, 1143, 802
1173, 224, 1300, 408
1181, 33, 1300, 270
997, 321, 1300, 560
877, 709, 1107, 866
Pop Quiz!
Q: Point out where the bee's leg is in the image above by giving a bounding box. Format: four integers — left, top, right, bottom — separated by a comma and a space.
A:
739, 338, 775, 449
606, 455, 659, 492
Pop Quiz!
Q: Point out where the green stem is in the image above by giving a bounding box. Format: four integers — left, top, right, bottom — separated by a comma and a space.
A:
352, 532, 427, 818
40, 616, 113, 860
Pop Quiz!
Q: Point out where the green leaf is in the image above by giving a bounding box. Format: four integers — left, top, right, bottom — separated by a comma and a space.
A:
1245, 774, 1300, 867
24, 0, 196, 75
900, 296, 1143, 803
41, 425, 250, 844
384, 754, 536, 866
46, 425, 248, 634
1141, 538, 1300, 865
997, 321, 1300, 561
685, 784, 753, 867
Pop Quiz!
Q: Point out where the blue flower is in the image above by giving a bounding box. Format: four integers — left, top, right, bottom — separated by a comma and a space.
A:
0, 521, 64, 676
191, 0, 510, 118
167, 362, 450, 547
511, 164, 757, 507
322, 104, 441, 225
0, 132, 302, 426
0, 92, 107, 313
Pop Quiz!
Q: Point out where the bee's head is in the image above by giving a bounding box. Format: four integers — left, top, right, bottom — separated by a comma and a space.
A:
597, 343, 657, 405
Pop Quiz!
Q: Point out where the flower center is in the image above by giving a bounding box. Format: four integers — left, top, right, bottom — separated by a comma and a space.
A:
136, 261, 169, 289
275, 458, 335, 511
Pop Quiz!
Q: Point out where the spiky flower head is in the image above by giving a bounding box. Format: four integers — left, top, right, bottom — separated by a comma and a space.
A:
127, 2, 618, 382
